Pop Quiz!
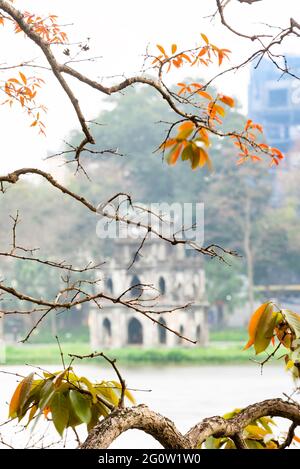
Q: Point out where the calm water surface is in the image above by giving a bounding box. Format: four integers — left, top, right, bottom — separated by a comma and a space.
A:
0, 364, 295, 448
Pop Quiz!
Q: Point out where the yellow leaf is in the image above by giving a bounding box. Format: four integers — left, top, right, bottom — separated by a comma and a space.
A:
80, 376, 98, 404
53, 369, 67, 389
156, 44, 167, 56
286, 359, 294, 370
171, 44, 177, 54
27, 404, 37, 425
201, 33, 209, 44
245, 424, 268, 439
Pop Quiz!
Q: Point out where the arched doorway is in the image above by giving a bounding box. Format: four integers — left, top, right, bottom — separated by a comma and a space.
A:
159, 277, 166, 295
130, 275, 142, 297
103, 317, 112, 346
177, 324, 185, 345
106, 278, 113, 294
196, 324, 201, 342
158, 318, 167, 344
128, 317, 143, 344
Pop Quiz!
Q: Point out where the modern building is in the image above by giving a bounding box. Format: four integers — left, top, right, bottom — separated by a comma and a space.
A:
248, 55, 300, 157
89, 238, 209, 349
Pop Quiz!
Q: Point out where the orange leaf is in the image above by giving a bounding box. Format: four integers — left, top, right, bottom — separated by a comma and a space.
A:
168, 143, 183, 165
218, 50, 223, 66
7, 78, 20, 84
199, 147, 212, 170
244, 303, 270, 350
19, 71, 27, 85
178, 121, 195, 132
171, 43, 177, 54
180, 53, 191, 63
160, 138, 177, 150
9, 381, 23, 418
219, 95, 235, 108
197, 48, 207, 58
156, 44, 167, 56
9, 373, 34, 418
198, 90, 212, 100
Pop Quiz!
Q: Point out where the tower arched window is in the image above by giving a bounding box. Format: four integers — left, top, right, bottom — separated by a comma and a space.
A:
159, 276, 166, 295
130, 275, 142, 297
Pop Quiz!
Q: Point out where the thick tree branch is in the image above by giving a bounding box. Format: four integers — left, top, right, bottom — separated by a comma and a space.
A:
81, 398, 300, 449
81, 405, 190, 449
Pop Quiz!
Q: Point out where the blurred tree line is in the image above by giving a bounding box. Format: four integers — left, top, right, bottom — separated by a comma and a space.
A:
1, 83, 300, 339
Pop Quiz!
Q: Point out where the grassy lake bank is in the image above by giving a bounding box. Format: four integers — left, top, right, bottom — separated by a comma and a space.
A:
2, 341, 279, 365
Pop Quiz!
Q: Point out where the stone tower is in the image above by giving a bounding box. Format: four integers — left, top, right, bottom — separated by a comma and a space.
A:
89, 238, 209, 348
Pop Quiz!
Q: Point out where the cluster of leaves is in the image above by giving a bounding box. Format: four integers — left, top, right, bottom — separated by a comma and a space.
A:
161, 121, 212, 170
14, 12, 67, 44
0, 6, 69, 132
2, 71, 46, 133
152, 33, 230, 71
8, 368, 135, 436
244, 302, 300, 380
153, 34, 284, 170
160, 85, 235, 170
203, 410, 280, 449
232, 119, 284, 166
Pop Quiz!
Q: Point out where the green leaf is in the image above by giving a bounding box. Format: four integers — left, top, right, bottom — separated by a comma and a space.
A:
245, 439, 264, 449
51, 392, 69, 436
69, 390, 92, 424
281, 309, 300, 339
181, 143, 194, 162
191, 147, 200, 169
87, 403, 104, 432
204, 436, 221, 449
38, 380, 55, 410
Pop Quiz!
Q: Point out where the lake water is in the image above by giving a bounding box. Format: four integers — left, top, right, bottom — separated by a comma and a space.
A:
0, 364, 297, 448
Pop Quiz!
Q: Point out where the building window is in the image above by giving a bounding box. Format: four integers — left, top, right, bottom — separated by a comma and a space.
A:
159, 276, 166, 295
265, 124, 285, 140
106, 278, 113, 294
158, 318, 167, 344
268, 88, 288, 107
128, 317, 143, 344
177, 325, 185, 345
103, 318, 112, 346
130, 275, 142, 297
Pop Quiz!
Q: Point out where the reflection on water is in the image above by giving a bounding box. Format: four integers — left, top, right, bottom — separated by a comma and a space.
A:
0, 364, 295, 449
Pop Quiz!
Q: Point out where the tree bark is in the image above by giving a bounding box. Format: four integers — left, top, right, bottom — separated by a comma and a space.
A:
81, 398, 300, 449
81, 405, 189, 449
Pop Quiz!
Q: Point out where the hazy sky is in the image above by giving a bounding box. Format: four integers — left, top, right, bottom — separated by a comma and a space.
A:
1, 0, 299, 173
